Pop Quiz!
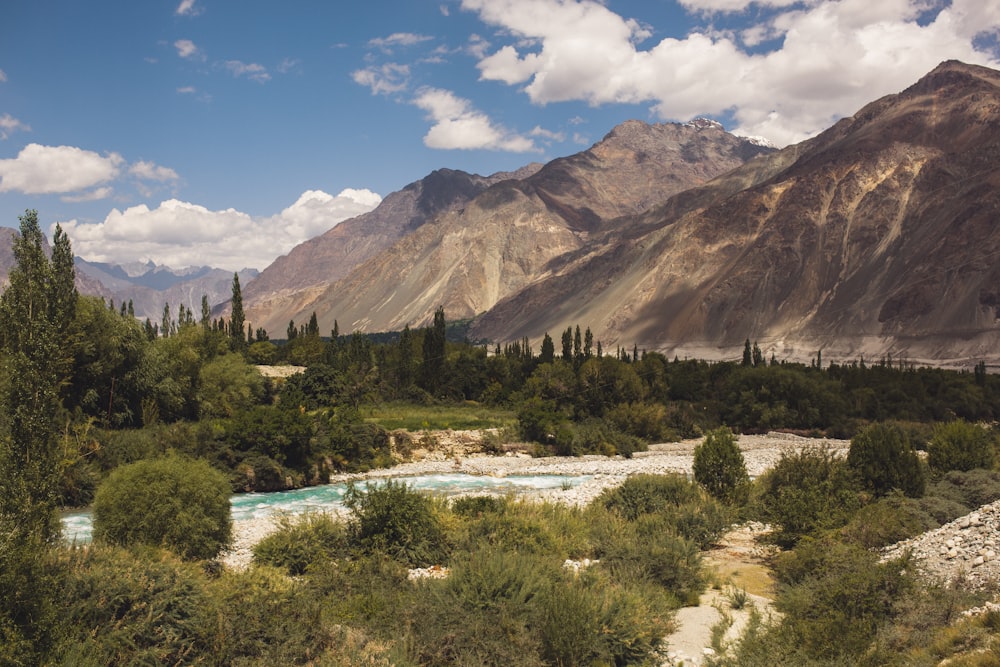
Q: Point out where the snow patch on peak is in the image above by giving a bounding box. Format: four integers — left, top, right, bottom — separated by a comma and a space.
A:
736, 134, 777, 148
685, 118, 724, 131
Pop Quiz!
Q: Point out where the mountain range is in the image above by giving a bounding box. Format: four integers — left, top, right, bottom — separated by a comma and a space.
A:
5, 60, 999, 367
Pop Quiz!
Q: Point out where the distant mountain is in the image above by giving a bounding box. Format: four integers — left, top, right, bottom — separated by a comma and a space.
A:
74, 258, 257, 322
280, 119, 774, 334
470, 60, 1000, 366
239, 164, 544, 335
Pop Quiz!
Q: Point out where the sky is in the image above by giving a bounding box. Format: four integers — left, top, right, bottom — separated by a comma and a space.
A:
1, 0, 998, 272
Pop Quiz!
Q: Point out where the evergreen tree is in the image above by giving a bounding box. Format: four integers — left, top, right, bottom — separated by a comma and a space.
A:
307, 311, 319, 337
573, 325, 582, 363
229, 272, 246, 351
287, 319, 297, 340
752, 341, 764, 367
540, 332, 555, 364
584, 327, 593, 359
742, 338, 752, 366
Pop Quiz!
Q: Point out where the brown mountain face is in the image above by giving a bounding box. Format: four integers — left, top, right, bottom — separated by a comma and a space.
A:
241, 164, 542, 335
471, 60, 1000, 366
289, 120, 774, 334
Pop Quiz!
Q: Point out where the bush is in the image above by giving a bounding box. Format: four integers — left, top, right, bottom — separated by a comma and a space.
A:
92, 454, 232, 560
55, 546, 210, 665
752, 447, 861, 547
253, 512, 349, 575
847, 422, 926, 498
927, 420, 996, 473
601, 473, 703, 520
693, 427, 750, 504
344, 479, 447, 567
838, 491, 939, 549
932, 468, 1000, 509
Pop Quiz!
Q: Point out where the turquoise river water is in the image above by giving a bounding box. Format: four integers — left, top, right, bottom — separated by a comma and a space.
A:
61, 473, 593, 544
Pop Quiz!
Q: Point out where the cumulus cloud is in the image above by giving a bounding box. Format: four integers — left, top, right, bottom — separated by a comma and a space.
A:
462, 0, 1000, 146
0, 143, 180, 200
58, 189, 382, 272
414, 87, 537, 152
352, 62, 411, 94
0, 144, 123, 194
174, 39, 201, 59
223, 60, 270, 83
0, 114, 30, 140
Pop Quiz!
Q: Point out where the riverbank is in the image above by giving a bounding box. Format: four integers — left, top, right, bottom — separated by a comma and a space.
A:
221, 431, 848, 569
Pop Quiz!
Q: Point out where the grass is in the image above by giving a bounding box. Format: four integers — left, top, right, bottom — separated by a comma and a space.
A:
363, 402, 517, 432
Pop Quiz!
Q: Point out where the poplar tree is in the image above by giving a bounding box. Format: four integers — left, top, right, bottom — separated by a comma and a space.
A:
540, 332, 555, 364
0, 210, 73, 660
229, 272, 246, 351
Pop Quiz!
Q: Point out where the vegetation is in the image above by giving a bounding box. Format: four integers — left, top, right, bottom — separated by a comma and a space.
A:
92, 455, 232, 560
6, 209, 1000, 663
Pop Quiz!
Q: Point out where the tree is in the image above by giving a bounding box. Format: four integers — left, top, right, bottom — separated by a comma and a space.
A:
742, 338, 752, 367
92, 454, 232, 560
693, 426, 749, 504
561, 327, 573, 363
420, 307, 447, 394
200, 294, 211, 331
847, 422, 926, 497
0, 210, 74, 660
539, 332, 555, 364
229, 272, 246, 351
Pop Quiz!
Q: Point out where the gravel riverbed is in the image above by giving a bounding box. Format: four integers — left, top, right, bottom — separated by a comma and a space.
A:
220, 431, 848, 570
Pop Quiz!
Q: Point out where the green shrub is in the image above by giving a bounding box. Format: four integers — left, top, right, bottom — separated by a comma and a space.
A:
772, 539, 913, 661
600, 473, 703, 521
693, 427, 750, 504
55, 545, 210, 665
932, 469, 1000, 509
206, 565, 332, 665
838, 491, 939, 549
92, 454, 232, 560
927, 420, 996, 473
752, 447, 861, 547
344, 479, 447, 567
599, 522, 704, 604
253, 512, 349, 575
847, 422, 926, 498
605, 401, 669, 441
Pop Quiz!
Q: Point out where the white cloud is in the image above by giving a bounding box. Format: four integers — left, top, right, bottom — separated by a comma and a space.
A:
0, 144, 123, 194
61, 187, 114, 203
0, 114, 30, 140
223, 60, 270, 83
530, 125, 565, 142
176, 0, 200, 16
462, 0, 1000, 146
414, 87, 537, 152
174, 39, 200, 59
369, 33, 434, 52
0, 69, 6, 82
58, 189, 382, 272
352, 63, 411, 94
177, 86, 197, 94
130, 161, 180, 182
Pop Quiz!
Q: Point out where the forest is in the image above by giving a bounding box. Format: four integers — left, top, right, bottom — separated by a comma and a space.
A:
4, 208, 1000, 665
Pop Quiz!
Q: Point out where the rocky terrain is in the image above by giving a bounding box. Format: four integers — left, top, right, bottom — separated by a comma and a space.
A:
472, 61, 1000, 367
277, 119, 773, 333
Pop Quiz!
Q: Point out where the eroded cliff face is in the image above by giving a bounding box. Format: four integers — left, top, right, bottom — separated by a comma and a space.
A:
288, 120, 773, 333
471, 61, 1000, 366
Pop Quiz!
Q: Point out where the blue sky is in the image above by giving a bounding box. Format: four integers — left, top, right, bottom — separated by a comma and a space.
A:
1, 0, 998, 271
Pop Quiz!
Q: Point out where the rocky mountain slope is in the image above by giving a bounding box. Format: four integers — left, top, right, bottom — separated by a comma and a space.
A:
286, 119, 774, 333
470, 60, 1000, 366
240, 164, 542, 335
74, 258, 258, 323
